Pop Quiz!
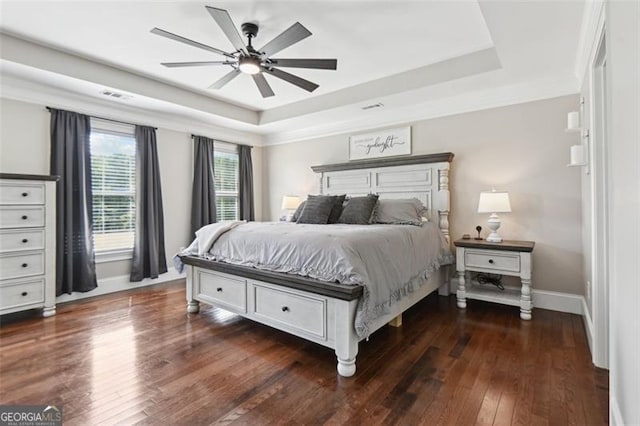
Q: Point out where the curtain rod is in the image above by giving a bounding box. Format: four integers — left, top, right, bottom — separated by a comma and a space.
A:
191, 134, 253, 148
46, 107, 158, 130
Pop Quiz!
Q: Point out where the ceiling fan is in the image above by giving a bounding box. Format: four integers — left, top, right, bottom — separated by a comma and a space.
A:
151, 6, 337, 98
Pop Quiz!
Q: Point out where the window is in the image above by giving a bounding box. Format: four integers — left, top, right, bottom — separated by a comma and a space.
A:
214, 143, 239, 221
90, 120, 136, 253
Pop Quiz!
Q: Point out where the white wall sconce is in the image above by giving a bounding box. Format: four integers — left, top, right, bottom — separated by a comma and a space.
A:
477, 190, 512, 243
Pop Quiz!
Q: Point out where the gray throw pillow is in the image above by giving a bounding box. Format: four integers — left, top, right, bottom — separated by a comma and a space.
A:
291, 200, 306, 222
296, 195, 336, 224
337, 194, 379, 224
373, 198, 427, 226
327, 194, 347, 224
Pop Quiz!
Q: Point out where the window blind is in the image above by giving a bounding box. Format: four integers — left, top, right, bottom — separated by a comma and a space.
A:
214, 149, 239, 221
90, 127, 136, 252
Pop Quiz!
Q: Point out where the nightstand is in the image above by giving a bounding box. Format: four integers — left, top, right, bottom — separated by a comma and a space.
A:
454, 238, 535, 320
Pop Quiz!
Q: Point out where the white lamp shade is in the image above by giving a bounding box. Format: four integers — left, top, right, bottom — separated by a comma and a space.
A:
478, 191, 512, 213
281, 195, 301, 210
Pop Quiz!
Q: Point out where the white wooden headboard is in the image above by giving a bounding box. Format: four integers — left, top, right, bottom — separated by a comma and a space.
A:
311, 153, 453, 244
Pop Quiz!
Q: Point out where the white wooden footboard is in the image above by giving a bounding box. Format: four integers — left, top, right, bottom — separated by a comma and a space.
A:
185, 263, 447, 377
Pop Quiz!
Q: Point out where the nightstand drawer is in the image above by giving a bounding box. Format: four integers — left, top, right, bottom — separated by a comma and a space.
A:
465, 250, 520, 273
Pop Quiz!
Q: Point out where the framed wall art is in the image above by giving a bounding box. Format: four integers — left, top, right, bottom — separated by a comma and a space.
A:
348, 126, 411, 161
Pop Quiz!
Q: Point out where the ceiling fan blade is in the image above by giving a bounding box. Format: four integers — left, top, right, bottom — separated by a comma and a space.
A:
258, 22, 311, 57
150, 28, 234, 58
209, 69, 241, 89
161, 61, 236, 68
262, 67, 319, 92
269, 58, 337, 70
252, 74, 275, 98
205, 7, 248, 55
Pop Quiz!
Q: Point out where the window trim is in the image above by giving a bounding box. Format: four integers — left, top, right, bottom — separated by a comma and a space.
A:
90, 119, 137, 256
95, 249, 133, 263
214, 143, 240, 221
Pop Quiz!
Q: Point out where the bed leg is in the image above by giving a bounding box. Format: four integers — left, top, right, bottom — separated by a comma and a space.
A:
335, 299, 359, 377
187, 300, 200, 313
337, 356, 357, 377
388, 314, 402, 327
185, 265, 199, 313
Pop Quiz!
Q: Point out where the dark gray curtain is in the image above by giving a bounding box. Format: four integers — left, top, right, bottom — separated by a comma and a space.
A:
191, 136, 217, 236
238, 144, 255, 221
130, 125, 167, 282
49, 108, 98, 295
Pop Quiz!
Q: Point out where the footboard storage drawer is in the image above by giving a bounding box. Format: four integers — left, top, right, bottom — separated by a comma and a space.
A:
196, 269, 247, 313
251, 282, 327, 340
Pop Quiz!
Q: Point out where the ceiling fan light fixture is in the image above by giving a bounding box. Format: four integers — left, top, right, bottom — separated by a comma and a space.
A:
239, 56, 261, 74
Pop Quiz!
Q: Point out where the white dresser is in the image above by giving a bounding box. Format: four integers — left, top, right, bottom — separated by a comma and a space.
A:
0, 174, 57, 317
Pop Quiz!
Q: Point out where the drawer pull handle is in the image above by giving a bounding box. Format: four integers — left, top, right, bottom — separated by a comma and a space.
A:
22, 239, 28, 243
21, 292, 28, 296
281, 306, 289, 312
21, 263, 28, 268
216, 287, 222, 292
21, 192, 28, 197
488, 259, 494, 264
21, 215, 28, 220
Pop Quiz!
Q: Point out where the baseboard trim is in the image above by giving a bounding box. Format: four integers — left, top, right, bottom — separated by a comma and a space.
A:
56, 267, 185, 304
581, 297, 595, 357
610, 389, 624, 425
449, 278, 583, 315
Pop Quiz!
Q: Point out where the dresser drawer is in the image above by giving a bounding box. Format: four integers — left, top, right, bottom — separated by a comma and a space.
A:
0, 278, 45, 311
0, 229, 45, 253
0, 182, 45, 205
0, 252, 45, 280
197, 270, 247, 313
465, 250, 520, 273
0, 206, 45, 229
252, 284, 326, 339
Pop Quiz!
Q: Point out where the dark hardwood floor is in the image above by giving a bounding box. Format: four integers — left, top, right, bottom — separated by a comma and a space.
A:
0, 281, 608, 425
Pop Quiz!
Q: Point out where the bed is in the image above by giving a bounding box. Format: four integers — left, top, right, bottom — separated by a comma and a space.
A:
179, 152, 454, 377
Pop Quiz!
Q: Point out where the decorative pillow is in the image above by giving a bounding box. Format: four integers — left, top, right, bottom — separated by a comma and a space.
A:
291, 201, 306, 222
327, 194, 347, 224
296, 195, 336, 224
337, 194, 379, 224
373, 198, 427, 226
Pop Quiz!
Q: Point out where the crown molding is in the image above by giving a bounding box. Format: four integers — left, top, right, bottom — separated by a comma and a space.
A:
0, 74, 264, 146
261, 76, 579, 146
0, 32, 259, 126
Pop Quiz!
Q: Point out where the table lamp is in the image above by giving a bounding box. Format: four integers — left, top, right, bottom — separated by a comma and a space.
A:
477, 190, 511, 242
281, 195, 301, 221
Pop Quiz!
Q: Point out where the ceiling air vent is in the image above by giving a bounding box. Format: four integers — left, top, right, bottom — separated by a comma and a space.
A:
361, 103, 384, 110
100, 90, 132, 100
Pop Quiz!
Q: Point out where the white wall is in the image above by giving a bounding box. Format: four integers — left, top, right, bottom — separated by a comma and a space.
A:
0, 97, 263, 283
606, 1, 640, 424
263, 95, 584, 296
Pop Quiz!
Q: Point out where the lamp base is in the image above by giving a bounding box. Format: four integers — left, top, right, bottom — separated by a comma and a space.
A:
485, 233, 503, 243
485, 213, 503, 243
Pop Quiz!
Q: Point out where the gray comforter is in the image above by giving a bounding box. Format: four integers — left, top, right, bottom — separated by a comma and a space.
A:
178, 221, 453, 338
